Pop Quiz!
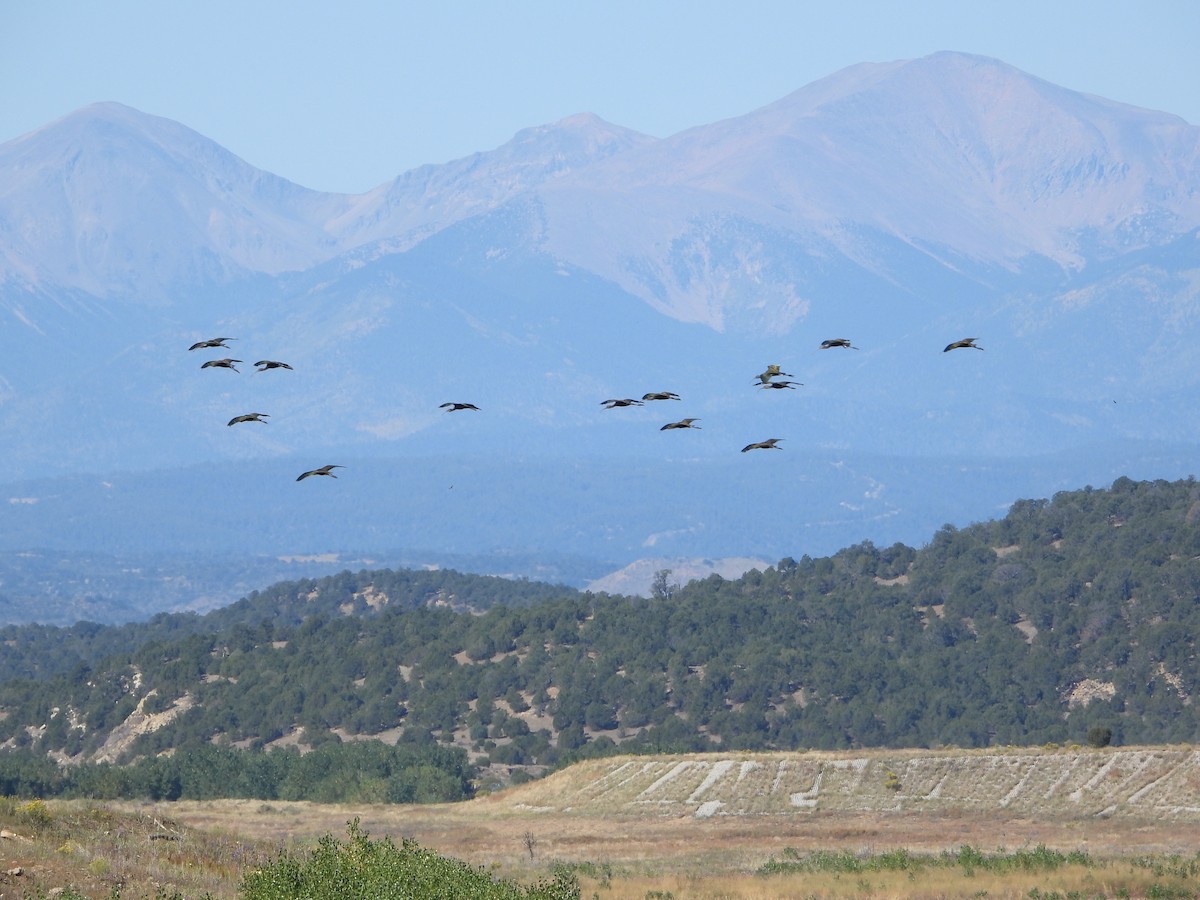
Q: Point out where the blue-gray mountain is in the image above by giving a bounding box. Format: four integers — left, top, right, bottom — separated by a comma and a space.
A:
1, 52, 1197, 618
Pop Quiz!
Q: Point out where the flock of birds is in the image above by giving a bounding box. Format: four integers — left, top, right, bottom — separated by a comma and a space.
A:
596, 337, 984, 453
188, 336, 349, 481
189, 332, 984, 477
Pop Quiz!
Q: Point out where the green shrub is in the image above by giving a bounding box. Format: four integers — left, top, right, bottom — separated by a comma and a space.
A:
240, 819, 579, 900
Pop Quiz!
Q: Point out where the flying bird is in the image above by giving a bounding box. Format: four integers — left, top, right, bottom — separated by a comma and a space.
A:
661, 418, 701, 430
201, 358, 242, 372
642, 391, 681, 401
754, 364, 794, 384
741, 438, 783, 452
820, 338, 858, 350
944, 338, 984, 352
296, 464, 344, 482
254, 360, 293, 371
759, 380, 802, 390
227, 413, 270, 426
188, 337, 235, 351
440, 402, 480, 412
601, 398, 644, 409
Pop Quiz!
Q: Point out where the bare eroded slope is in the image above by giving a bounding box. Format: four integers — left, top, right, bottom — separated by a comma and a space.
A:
495, 747, 1200, 822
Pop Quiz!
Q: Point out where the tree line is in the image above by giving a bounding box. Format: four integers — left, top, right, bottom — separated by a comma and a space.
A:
0, 740, 473, 804
2, 475, 1199, 799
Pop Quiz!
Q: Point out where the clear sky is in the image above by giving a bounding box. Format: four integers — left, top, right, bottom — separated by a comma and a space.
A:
2, 0, 1197, 194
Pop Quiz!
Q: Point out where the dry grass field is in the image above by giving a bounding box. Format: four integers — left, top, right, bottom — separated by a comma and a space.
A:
6, 746, 1200, 897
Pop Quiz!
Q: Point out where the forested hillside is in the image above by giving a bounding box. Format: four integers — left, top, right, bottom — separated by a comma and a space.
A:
2, 475, 1199, 800
0, 567, 577, 682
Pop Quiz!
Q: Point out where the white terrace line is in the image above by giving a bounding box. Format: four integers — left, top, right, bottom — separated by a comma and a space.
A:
638, 760, 701, 799
999, 760, 1041, 808
791, 771, 824, 808
1120, 752, 1160, 782
1127, 769, 1171, 805
1121, 753, 1176, 805
586, 760, 658, 797
687, 760, 735, 802
1044, 756, 1081, 799
1071, 753, 1122, 802
1135, 754, 1200, 812
694, 800, 723, 818
770, 759, 791, 794
896, 757, 951, 799
736, 760, 762, 783
902, 763, 955, 801
924, 770, 950, 800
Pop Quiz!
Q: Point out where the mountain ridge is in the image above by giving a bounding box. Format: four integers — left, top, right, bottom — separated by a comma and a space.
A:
1, 52, 1198, 604
4, 52, 1197, 314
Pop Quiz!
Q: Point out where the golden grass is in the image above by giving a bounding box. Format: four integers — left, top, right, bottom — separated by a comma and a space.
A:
5, 796, 1200, 898
103, 797, 1200, 898
0, 797, 275, 898
575, 864, 1197, 900
9, 746, 1200, 897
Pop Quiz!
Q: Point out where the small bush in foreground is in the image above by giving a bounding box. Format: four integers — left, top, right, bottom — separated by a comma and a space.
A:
240, 819, 579, 900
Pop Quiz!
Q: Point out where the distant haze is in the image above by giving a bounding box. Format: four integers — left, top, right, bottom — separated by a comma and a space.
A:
0, 52, 1197, 612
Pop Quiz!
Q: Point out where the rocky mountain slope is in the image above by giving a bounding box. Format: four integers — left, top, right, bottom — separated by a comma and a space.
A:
0, 52, 1198, 618
4, 53, 1196, 324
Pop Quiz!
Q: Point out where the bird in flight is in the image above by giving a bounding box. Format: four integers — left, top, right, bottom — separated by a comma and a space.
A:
601, 398, 645, 409
820, 338, 858, 350
227, 413, 270, 426
759, 380, 802, 390
753, 364, 793, 384
440, 402, 480, 412
296, 465, 344, 481
188, 337, 235, 351
642, 391, 681, 401
201, 358, 242, 372
741, 438, 783, 452
661, 418, 701, 430
254, 360, 293, 371
944, 338, 984, 352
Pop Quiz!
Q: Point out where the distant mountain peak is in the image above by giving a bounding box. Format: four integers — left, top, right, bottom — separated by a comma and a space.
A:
2, 53, 1197, 332
327, 111, 655, 251
508, 111, 655, 157
528, 50, 1200, 323
0, 101, 351, 303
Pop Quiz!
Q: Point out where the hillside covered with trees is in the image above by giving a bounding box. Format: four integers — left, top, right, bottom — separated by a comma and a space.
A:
2, 475, 1199, 801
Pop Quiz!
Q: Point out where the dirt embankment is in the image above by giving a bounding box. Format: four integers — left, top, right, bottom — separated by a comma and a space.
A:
492, 746, 1200, 822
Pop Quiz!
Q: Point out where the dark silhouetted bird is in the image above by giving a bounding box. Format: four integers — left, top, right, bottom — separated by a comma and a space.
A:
296, 465, 344, 481
201, 358, 242, 372
661, 418, 701, 430
741, 438, 783, 452
188, 337, 235, 351
820, 338, 858, 350
759, 380, 802, 390
440, 402, 480, 412
642, 391, 681, 401
254, 360, 293, 371
227, 413, 270, 426
601, 398, 644, 409
944, 338, 983, 352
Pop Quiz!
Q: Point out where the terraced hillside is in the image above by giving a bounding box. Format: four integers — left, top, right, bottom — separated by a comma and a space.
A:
500, 747, 1200, 822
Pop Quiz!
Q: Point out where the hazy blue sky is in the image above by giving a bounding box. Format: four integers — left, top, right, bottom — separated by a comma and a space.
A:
3, 1, 1197, 193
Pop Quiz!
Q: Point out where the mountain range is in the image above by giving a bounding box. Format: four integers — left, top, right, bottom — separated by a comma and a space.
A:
1, 51, 1198, 619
